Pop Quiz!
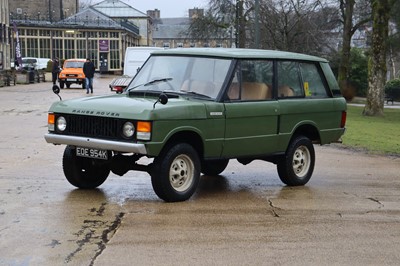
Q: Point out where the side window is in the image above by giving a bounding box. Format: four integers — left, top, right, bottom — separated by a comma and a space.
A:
277, 61, 303, 98
227, 60, 273, 101
299, 63, 329, 97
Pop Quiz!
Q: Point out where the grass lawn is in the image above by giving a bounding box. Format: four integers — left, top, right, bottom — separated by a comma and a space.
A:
341, 105, 400, 155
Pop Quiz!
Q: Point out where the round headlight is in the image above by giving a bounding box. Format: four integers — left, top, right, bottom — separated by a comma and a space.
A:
122, 122, 135, 138
57, 116, 67, 131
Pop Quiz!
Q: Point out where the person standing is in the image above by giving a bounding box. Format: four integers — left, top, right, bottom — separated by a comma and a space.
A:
51, 58, 59, 85
83, 58, 95, 94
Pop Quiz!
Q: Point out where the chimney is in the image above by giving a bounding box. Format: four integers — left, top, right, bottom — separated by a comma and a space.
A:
189, 8, 204, 19
147, 9, 160, 19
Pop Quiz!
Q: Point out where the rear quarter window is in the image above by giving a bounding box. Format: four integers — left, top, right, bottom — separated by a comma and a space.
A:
277, 61, 330, 98
299, 63, 329, 98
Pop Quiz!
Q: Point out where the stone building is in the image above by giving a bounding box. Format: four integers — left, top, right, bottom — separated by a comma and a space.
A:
0, 0, 11, 70
9, 0, 77, 22
8, 1, 230, 73
10, 0, 146, 73
149, 8, 230, 48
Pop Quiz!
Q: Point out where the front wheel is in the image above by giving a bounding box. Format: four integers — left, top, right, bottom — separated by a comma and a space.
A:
151, 143, 200, 202
62, 146, 110, 189
59, 81, 64, 89
277, 136, 315, 186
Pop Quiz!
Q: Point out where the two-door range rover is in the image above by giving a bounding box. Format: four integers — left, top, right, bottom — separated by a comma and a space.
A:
45, 48, 347, 202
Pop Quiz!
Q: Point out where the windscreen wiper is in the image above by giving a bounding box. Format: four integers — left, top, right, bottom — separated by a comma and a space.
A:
127, 78, 173, 92
182, 90, 211, 99
144, 78, 172, 86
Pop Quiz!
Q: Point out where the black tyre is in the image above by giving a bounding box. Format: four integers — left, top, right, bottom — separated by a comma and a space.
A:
62, 146, 110, 189
151, 143, 200, 202
201, 159, 229, 176
59, 81, 64, 89
82, 82, 86, 89
66, 82, 71, 88
277, 135, 315, 186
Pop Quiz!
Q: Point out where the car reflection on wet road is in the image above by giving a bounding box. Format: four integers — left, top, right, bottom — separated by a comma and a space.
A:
1, 76, 400, 265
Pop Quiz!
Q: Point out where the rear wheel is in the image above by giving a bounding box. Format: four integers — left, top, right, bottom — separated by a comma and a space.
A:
66, 82, 71, 88
277, 136, 315, 186
201, 159, 229, 176
151, 143, 200, 202
62, 146, 110, 189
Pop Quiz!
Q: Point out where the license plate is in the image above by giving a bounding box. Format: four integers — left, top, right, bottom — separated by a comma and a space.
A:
76, 147, 108, 160
67, 78, 77, 81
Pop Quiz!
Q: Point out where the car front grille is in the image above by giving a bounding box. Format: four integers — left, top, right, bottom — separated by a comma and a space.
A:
59, 114, 125, 140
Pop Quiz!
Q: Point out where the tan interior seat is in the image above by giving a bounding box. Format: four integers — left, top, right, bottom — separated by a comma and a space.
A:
227, 82, 271, 100
278, 85, 294, 97
242, 82, 271, 100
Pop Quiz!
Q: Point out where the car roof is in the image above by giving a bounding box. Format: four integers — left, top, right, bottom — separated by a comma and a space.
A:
65, 58, 86, 61
151, 48, 328, 63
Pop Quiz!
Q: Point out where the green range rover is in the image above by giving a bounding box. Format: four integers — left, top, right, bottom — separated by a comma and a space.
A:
45, 48, 347, 202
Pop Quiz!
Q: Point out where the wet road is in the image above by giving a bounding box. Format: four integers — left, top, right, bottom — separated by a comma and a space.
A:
1, 75, 400, 265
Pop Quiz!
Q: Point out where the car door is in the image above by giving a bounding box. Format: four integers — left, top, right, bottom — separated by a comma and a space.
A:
222, 60, 280, 157
276, 60, 339, 148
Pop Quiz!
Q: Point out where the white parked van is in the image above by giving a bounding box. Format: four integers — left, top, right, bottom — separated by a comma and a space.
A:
109, 47, 164, 92
21, 57, 51, 70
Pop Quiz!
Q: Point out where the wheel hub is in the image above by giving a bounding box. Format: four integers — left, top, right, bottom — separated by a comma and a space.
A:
169, 155, 194, 192
292, 145, 311, 177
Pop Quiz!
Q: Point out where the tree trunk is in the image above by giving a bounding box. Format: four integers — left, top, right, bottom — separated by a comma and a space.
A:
338, 0, 355, 101
363, 0, 391, 116
236, 0, 246, 48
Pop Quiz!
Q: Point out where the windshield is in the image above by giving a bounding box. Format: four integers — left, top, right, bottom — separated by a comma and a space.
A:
64, 61, 84, 68
127, 55, 233, 99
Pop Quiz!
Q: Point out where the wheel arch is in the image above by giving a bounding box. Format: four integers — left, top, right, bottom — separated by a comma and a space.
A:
292, 123, 321, 144
161, 130, 204, 158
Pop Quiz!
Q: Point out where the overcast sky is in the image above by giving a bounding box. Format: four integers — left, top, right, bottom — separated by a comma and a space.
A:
132, 0, 209, 17
89, 0, 209, 18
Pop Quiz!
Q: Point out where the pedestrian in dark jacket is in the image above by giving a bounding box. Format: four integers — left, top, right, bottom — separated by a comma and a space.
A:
51, 58, 60, 85
83, 58, 96, 94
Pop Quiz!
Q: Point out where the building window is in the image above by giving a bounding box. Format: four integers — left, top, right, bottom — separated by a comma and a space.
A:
76, 40, 86, 58
40, 39, 51, 58
53, 30, 62, 37
53, 39, 63, 59
26, 29, 37, 36
88, 39, 98, 67
88, 32, 98, 38
27, 38, 38, 57
110, 32, 119, 38
163, 42, 170, 48
64, 40, 75, 59
109, 40, 119, 70
99, 32, 108, 38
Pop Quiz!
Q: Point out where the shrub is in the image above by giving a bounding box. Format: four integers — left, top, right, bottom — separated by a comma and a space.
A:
384, 78, 400, 91
46, 60, 53, 72
348, 48, 368, 97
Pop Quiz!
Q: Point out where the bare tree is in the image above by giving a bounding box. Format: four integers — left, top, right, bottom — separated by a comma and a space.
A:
254, 0, 340, 55
186, 0, 252, 47
188, 0, 341, 53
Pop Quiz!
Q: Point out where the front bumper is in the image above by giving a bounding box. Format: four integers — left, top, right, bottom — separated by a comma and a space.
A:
44, 133, 147, 154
